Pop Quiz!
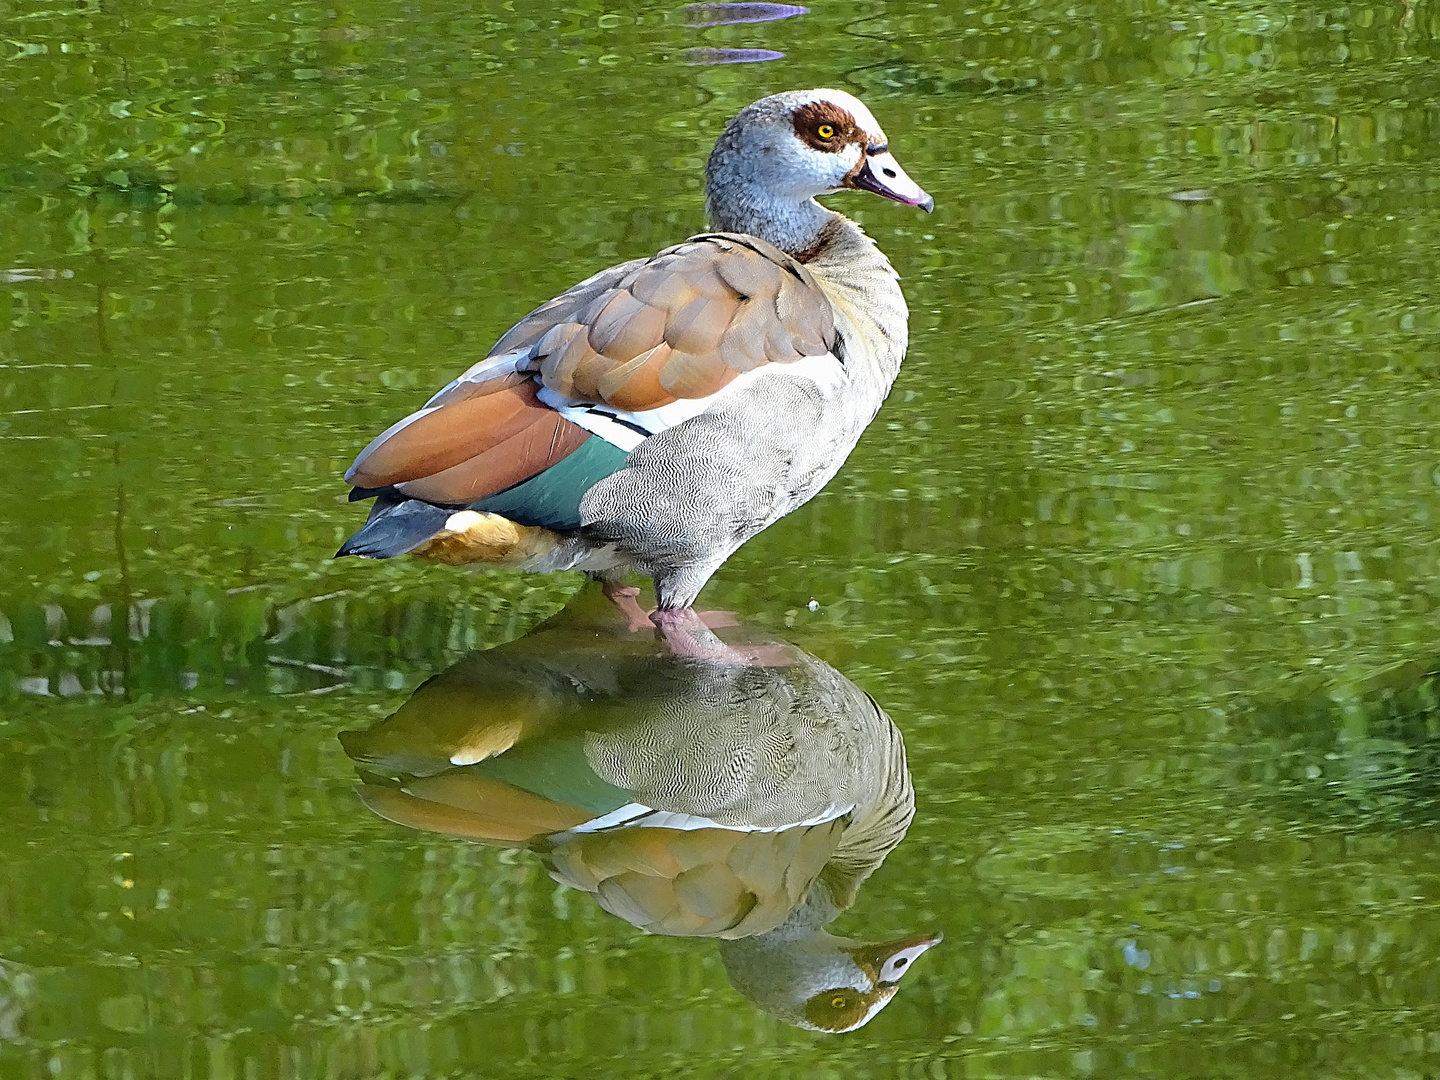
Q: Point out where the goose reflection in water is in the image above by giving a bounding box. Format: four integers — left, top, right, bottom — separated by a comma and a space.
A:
339, 585, 939, 1032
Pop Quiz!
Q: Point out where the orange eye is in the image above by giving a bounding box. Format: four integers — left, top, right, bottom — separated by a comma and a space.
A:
817, 124, 835, 139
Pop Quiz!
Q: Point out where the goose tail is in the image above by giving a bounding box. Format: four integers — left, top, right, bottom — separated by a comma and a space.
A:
337, 496, 563, 567
337, 497, 452, 559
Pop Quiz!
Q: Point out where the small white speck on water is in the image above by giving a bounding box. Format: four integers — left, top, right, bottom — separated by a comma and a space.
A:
807, 600, 819, 612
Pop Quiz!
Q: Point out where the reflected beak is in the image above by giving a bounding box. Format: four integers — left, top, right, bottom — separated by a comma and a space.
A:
848, 929, 945, 985
849, 151, 934, 213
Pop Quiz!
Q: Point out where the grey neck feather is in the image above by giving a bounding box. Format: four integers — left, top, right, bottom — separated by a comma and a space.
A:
716, 876, 859, 1025
705, 181, 838, 255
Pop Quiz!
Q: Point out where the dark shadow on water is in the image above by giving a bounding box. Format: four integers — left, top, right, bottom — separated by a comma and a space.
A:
1241, 657, 1440, 828
339, 583, 940, 1032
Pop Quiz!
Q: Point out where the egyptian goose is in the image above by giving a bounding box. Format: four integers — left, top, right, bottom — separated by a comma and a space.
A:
339, 585, 940, 1031
337, 89, 932, 635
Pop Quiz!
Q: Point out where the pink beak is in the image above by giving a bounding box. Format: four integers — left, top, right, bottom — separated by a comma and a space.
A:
851, 150, 934, 212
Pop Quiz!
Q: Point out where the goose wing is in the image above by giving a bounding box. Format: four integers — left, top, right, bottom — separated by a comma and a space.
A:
492, 232, 836, 410
344, 234, 837, 502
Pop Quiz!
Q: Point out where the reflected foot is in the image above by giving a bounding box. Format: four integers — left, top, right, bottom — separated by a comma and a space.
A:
694, 610, 739, 629
602, 582, 655, 634
650, 607, 792, 666
602, 581, 740, 636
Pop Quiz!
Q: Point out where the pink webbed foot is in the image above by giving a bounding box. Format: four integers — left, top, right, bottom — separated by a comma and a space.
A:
649, 608, 792, 667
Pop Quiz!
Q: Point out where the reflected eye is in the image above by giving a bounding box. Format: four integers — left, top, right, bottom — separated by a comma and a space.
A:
817, 124, 835, 139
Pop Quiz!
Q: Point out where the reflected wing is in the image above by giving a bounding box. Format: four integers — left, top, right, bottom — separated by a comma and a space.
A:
543, 818, 846, 939
358, 774, 593, 847
344, 234, 836, 499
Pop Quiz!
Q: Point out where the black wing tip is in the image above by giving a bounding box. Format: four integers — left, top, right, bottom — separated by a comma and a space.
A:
335, 535, 393, 559
335, 498, 454, 560
348, 485, 393, 503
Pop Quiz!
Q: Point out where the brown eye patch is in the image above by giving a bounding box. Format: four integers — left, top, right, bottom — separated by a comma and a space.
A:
792, 101, 865, 152
802, 987, 871, 1031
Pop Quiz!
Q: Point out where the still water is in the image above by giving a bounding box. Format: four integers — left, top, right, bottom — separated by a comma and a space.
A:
4, 0, 1440, 1076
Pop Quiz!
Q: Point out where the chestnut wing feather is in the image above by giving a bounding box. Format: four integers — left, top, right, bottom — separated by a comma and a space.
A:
344, 234, 836, 501
345, 379, 586, 494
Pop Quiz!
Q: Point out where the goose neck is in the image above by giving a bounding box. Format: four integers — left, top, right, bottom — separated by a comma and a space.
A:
704, 185, 839, 257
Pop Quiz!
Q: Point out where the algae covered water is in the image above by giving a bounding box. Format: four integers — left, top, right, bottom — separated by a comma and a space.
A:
4, 1, 1440, 1076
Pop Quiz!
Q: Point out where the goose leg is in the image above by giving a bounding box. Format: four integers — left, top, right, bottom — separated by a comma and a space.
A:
601, 580, 656, 634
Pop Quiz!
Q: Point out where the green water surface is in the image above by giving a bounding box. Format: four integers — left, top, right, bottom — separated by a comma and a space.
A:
4, 0, 1440, 1076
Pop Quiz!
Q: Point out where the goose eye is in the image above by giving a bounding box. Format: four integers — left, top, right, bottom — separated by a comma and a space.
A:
817, 124, 835, 139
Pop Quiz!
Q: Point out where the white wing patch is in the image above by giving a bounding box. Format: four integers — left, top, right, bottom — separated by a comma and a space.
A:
538, 354, 847, 452
561, 798, 855, 836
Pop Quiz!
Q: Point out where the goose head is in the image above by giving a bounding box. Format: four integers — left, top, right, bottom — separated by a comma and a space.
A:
705, 88, 933, 254
720, 920, 943, 1033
